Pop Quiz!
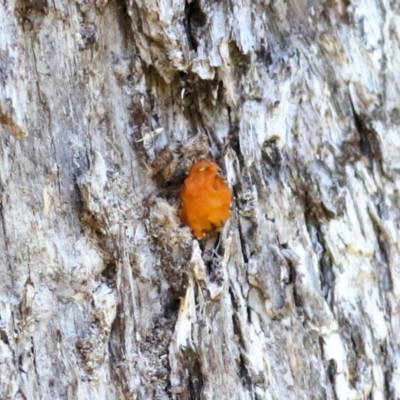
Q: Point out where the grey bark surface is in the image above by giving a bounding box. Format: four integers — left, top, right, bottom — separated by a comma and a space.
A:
1, 0, 400, 399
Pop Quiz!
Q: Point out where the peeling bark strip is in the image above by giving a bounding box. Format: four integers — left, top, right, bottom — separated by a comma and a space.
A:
0, 103, 27, 139
1, 0, 400, 399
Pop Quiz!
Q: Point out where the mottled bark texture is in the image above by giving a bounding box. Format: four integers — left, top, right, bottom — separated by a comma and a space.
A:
1, 0, 400, 398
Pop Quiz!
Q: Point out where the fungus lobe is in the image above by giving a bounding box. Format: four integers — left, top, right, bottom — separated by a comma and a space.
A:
179, 159, 232, 239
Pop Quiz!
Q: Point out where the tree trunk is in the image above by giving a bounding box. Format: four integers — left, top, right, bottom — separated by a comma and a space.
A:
1, 0, 399, 398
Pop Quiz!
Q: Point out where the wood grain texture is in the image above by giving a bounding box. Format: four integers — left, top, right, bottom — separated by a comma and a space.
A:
1, 0, 400, 398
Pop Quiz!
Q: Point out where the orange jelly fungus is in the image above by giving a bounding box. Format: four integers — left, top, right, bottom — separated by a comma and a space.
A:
179, 159, 232, 239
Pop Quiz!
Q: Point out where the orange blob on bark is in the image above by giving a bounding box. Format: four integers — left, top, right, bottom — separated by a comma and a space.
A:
179, 159, 232, 239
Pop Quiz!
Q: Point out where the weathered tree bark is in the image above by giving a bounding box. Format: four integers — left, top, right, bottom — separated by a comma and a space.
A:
1, 0, 400, 398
